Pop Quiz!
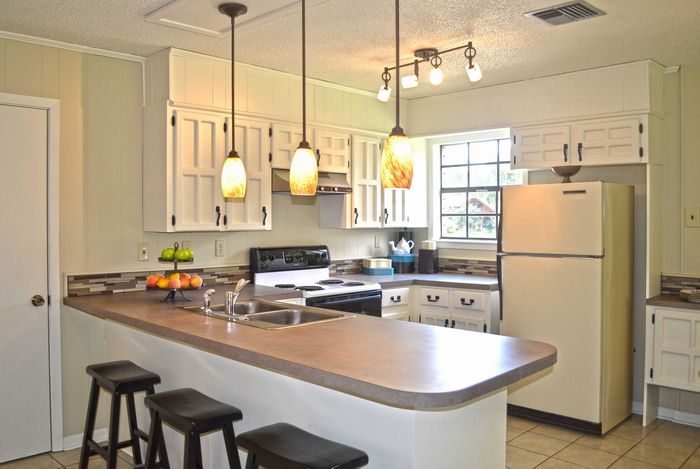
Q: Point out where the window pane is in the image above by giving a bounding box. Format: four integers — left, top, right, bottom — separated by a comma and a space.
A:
442, 167, 468, 188
499, 163, 524, 186
470, 140, 498, 164
441, 143, 468, 166
499, 139, 511, 162
468, 191, 497, 214
442, 192, 467, 214
442, 216, 466, 238
469, 164, 497, 187
468, 216, 497, 239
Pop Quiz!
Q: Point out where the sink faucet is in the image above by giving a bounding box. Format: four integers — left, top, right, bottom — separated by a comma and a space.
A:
203, 289, 216, 315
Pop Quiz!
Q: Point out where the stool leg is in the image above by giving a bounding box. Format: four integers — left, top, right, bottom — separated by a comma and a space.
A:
107, 391, 122, 469
146, 386, 171, 468
78, 378, 100, 469
193, 433, 203, 469
183, 431, 198, 469
243, 453, 258, 469
126, 392, 143, 464
222, 423, 242, 469
145, 411, 162, 469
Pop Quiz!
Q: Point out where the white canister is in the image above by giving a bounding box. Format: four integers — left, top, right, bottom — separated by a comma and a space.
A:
421, 240, 437, 250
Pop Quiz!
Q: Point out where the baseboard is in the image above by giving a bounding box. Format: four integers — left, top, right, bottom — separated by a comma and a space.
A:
63, 428, 108, 451
632, 400, 700, 427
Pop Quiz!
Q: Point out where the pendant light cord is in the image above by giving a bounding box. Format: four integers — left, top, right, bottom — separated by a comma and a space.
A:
302, 0, 307, 143
394, 0, 400, 130
230, 15, 236, 150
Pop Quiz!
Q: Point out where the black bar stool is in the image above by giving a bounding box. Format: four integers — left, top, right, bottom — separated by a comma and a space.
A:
79, 360, 165, 469
143, 388, 243, 469
236, 422, 369, 469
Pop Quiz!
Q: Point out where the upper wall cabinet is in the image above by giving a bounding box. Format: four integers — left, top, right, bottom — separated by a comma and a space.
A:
270, 122, 303, 170
270, 123, 350, 173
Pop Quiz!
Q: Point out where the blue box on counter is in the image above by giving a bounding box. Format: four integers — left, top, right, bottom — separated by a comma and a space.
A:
362, 267, 395, 275
388, 254, 415, 273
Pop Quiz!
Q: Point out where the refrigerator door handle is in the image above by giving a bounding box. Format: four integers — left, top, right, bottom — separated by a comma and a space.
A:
563, 189, 587, 195
497, 254, 503, 321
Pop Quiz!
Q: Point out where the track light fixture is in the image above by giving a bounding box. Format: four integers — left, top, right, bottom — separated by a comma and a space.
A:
377, 41, 482, 100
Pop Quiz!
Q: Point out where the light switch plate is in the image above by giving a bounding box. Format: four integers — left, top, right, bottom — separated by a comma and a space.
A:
215, 240, 225, 257
138, 243, 149, 261
686, 208, 700, 227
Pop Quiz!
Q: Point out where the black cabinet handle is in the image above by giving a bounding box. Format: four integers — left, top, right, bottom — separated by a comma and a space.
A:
354, 207, 359, 225
262, 206, 268, 226
563, 143, 568, 162
426, 295, 440, 303
315, 149, 321, 165
460, 298, 475, 306
384, 208, 389, 224
443, 319, 449, 327
483, 323, 487, 333
223, 214, 228, 225
451, 319, 456, 328
216, 206, 221, 226
390, 295, 402, 303
577, 142, 583, 162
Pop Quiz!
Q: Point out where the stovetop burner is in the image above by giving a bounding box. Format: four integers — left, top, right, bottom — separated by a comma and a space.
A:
274, 284, 296, 289
295, 285, 325, 292
317, 279, 344, 285
342, 281, 365, 287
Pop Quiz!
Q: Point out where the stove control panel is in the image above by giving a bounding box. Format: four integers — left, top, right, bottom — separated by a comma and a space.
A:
250, 245, 331, 273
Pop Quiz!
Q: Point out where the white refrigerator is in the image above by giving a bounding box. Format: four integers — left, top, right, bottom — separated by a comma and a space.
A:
498, 181, 634, 434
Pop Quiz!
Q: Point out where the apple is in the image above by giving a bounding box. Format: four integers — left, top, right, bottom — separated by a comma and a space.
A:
146, 274, 160, 288
190, 275, 203, 288
168, 277, 181, 289
160, 248, 175, 260
180, 273, 191, 289
174, 249, 190, 261
169, 272, 180, 280
185, 249, 194, 260
156, 277, 170, 289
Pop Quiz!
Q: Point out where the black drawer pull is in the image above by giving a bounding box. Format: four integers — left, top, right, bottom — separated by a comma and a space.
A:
426, 295, 440, 303
483, 323, 487, 333
390, 295, 402, 303
443, 319, 449, 327
460, 298, 475, 306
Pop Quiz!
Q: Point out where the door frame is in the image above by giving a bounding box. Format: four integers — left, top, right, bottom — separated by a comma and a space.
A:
0, 92, 62, 450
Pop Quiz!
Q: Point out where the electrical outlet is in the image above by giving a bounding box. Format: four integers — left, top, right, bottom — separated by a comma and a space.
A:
137, 243, 149, 261
374, 235, 380, 248
215, 240, 225, 257
181, 240, 192, 250
686, 208, 700, 228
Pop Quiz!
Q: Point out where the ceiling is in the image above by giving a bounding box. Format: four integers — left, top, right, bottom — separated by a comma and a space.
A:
0, 0, 699, 99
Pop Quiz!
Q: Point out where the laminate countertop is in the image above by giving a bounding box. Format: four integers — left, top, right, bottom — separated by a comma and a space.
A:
337, 272, 499, 290
647, 294, 700, 311
64, 287, 555, 410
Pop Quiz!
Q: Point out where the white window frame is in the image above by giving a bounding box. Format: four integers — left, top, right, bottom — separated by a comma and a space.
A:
427, 129, 528, 251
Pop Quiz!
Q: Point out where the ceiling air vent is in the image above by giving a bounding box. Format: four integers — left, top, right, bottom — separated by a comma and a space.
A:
525, 1, 605, 26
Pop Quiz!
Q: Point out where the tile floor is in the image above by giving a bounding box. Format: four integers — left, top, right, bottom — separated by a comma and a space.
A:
1, 415, 699, 468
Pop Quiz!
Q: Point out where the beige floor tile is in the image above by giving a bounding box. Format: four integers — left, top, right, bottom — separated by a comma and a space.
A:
508, 425, 529, 442
49, 447, 81, 466
682, 452, 700, 469
509, 416, 539, 431
625, 441, 694, 469
530, 424, 584, 443
642, 431, 700, 454
610, 457, 666, 468
510, 432, 571, 457
64, 455, 131, 469
576, 434, 637, 456
653, 422, 700, 446
607, 417, 659, 443
553, 443, 619, 469
537, 458, 586, 468
0, 454, 62, 469
506, 445, 548, 469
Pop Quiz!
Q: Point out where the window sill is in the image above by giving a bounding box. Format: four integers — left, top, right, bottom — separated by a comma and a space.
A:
437, 239, 496, 251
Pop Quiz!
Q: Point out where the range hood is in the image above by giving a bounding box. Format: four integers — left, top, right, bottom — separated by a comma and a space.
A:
271, 169, 352, 194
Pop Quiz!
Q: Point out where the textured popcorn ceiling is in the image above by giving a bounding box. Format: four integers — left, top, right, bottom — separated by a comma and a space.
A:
0, 0, 699, 98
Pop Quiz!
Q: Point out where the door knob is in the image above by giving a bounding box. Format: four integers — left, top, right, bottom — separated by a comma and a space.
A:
31, 295, 45, 307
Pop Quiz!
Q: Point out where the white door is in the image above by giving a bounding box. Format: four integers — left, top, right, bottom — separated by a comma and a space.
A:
351, 135, 381, 228
0, 104, 51, 462
511, 124, 571, 169
501, 182, 604, 256
572, 117, 642, 166
313, 128, 350, 173
501, 255, 602, 423
270, 122, 302, 170
224, 117, 272, 231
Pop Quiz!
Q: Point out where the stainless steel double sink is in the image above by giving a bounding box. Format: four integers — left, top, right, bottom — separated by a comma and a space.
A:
181, 301, 348, 330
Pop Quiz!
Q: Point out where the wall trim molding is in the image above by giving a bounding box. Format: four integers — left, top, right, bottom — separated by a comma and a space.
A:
63, 428, 108, 451
632, 401, 700, 427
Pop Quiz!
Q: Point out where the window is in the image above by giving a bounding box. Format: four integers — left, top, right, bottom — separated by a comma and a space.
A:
439, 138, 524, 240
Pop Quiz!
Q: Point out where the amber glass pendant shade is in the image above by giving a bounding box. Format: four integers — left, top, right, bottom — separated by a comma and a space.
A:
290, 144, 318, 195
380, 130, 413, 189
221, 151, 247, 198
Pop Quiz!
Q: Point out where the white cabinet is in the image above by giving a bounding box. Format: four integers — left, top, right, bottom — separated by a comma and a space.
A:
270, 122, 303, 170
314, 128, 350, 173
224, 116, 272, 231
381, 287, 412, 321
416, 286, 499, 334
511, 115, 648, 170
350, 134, 382, 228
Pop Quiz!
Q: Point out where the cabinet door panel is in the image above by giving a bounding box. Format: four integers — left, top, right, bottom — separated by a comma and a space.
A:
173, 109, 225, 231
314, 128, 350, 173
271, 122, 302, 169
452, 315, 486, 333
572, 118, 642, 165
512, 125, 570, 169
351, 135, 381, 228
420, 310, 450, 327
225, 117, 272, 230
652, 309, 696, 389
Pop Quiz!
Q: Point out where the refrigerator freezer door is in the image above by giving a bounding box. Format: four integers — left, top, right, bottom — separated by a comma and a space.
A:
501, 255, 602, 423
501, 182, 603, 256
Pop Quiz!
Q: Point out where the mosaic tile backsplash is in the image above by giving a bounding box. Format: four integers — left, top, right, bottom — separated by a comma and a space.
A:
67, 257, 498, 296
661, 274, 700, 295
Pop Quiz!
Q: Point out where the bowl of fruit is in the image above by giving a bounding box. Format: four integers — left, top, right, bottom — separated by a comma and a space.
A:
146, 272, 204, 302
159, 242, 193, 264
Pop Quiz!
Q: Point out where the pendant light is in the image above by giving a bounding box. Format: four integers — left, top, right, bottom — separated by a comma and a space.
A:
380, 0, 413, 190
219, 3, 247, 198
289, 0, 318, 196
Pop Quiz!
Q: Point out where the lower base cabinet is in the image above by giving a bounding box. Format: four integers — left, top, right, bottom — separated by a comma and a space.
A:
415, 286, 499, 334
382, 287, 411, 321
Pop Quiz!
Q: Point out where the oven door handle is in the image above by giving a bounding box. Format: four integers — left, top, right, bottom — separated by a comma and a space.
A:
307, 292, 382, 307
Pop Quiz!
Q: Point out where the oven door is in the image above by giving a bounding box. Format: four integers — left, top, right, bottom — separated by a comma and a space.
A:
305, 290, 382, 317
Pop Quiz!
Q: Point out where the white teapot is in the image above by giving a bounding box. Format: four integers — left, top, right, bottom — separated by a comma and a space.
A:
389, 237, 414, 254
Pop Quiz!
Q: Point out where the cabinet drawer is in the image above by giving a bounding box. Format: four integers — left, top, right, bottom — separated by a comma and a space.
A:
382, 287, 411, 307
418, 287, 449, 307
451, 290, 486, 311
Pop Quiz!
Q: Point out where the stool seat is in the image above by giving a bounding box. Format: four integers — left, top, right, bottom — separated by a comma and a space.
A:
236, 422, 369, 469
86, 360, 161, 394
